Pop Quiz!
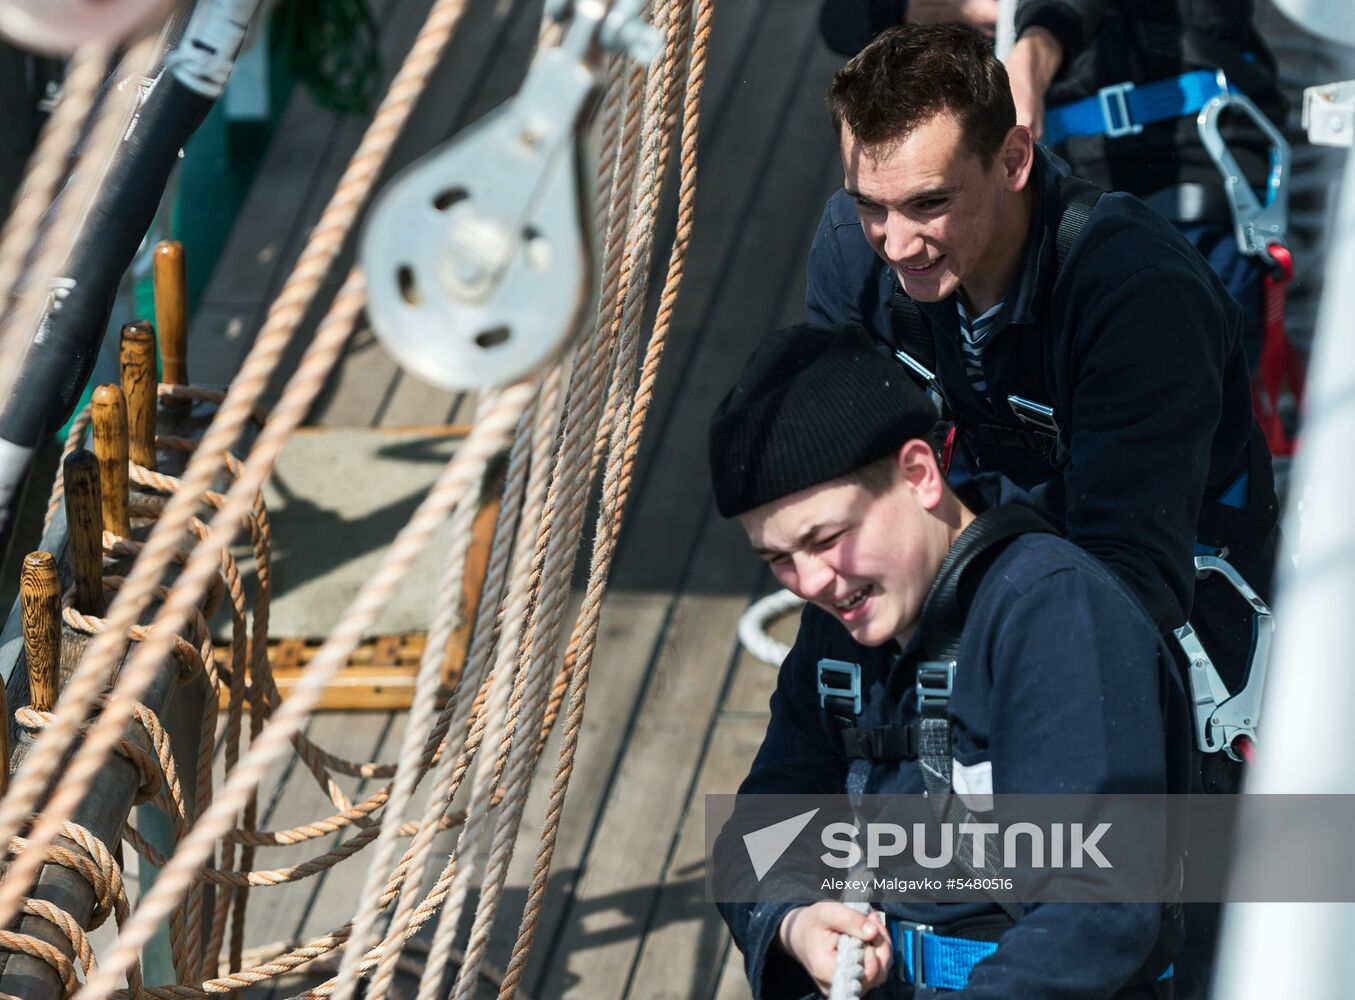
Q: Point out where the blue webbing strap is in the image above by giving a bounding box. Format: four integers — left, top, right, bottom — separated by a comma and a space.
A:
1043, 70, 1236, 147
891, 924, 1175, 990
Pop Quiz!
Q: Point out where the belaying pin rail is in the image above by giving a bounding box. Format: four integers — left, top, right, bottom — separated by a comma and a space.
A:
360, 0, 661, 392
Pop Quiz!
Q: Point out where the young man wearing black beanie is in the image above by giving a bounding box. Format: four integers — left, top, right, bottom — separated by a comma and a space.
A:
710, 322, 1189, 999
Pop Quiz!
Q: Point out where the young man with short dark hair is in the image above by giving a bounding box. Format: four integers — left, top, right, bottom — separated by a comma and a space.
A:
807, 24, 1277, 649
710, 322, 1188, 998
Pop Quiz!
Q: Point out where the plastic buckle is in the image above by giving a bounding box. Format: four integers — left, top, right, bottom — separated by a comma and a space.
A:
1098, 81, 1143, 138
916, 661, 955, 714
817, 658, 862, 716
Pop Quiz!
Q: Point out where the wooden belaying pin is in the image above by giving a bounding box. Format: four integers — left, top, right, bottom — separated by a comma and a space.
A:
120, 320, 158, 471
153, 240, 189, 391
91, 383, 133, 540
64, 450, 105, 617
21, 552, 61, 713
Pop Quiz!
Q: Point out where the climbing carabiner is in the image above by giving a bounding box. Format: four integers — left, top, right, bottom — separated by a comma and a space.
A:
1196, 69, 1292, 259
359, 0, 660, 392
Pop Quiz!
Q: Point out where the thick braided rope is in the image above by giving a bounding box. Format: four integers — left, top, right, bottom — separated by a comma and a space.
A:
0, 0, 478, 927
451, 4, 695, 993
500, 2, 712, 991
2, 817, 142, 995
72, 383, 534, 1000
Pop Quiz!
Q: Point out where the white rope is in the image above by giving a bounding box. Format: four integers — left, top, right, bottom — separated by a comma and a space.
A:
828, 901, 873, 1000
737, 588, 804, 665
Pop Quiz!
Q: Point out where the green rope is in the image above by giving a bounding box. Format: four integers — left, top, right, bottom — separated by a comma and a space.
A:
274, 0, 383, 116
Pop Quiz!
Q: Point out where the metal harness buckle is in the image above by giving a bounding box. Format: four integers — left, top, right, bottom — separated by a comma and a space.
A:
1098, 81, 1143, 138
893, 918, 936, 988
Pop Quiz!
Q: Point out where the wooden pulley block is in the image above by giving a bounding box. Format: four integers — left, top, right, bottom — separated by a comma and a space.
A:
0, 0, 173, 55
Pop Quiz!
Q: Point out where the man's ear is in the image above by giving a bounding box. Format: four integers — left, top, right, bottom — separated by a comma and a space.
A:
897, 438, 945, 510
999, 124, 1035, 191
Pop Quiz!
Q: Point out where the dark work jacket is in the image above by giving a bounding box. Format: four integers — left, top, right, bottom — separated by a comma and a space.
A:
716, 510, 1190, 999
1016, 0, 1287, 201
805, 145, 1274, 632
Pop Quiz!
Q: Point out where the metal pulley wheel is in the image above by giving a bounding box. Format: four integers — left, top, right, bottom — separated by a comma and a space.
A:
0, 0, 173, 53
360, 0, 660, 391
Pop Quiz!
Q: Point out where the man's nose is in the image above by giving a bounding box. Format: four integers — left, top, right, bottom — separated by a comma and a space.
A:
882, 212, 923, 265
792, 552, 835, 601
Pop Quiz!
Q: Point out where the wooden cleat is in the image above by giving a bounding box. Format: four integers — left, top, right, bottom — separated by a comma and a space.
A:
63, 450, 105, 617
91, 383, 132, 540
119, 320, 158, 471
153, 240, 189, 392
20, 552, 61, 713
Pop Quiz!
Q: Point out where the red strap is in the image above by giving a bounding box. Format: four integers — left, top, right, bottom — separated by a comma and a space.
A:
1251, 243, 1305, 457
941, 423, 957, 475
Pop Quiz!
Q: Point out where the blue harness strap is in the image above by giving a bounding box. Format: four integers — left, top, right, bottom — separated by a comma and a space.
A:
890, 921, 1174, 990
892, 925, 997, 991
1042, 70, 1236, 146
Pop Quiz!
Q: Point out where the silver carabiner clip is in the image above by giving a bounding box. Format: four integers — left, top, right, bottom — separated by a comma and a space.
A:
1174, 555, 1274, 762
1196, 69, 1291, 259
359, 0, 659, 391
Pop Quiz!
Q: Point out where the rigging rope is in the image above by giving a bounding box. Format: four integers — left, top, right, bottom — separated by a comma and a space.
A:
0, 0, 712, 995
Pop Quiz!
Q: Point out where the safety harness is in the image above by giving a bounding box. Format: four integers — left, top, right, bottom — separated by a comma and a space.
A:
818, 505, 1180, 993
1041, 54, 1305, 457
888, 173, 1098, 464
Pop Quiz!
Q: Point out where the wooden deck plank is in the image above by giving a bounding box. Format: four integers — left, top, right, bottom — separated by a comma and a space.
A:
479, 593, 673, 990
233, 711, 395, 954
715, 941, 752, 1000
624, 714, 770, 999
532, 524, 759, 995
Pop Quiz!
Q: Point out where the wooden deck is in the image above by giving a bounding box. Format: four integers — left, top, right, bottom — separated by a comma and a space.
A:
191, 0, 843, 995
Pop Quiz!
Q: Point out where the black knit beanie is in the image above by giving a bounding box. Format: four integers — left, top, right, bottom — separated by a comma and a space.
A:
708, 321, 939, 518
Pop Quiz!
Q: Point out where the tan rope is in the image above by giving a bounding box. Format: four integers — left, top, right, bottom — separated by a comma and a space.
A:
500, 0, 713, 992
0, 0, 479, 932
0, 0, 708, 995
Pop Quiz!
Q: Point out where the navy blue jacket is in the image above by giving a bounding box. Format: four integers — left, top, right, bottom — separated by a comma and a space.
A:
805, 145, 1271, 633
717, 514, 1190, 998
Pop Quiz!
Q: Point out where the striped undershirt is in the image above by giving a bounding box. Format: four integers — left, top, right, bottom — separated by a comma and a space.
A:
956, 299, 1005, 400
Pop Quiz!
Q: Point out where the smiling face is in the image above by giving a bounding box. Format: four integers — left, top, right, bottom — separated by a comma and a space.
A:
841, 112, 1034, 314
739, 441, 970, 648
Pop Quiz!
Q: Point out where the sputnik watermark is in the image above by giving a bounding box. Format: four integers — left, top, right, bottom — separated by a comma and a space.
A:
819, 820, 1112, 870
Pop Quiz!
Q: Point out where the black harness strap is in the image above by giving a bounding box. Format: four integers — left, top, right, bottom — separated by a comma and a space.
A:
915, 505, 1058, 923
920, 504, 1059, 660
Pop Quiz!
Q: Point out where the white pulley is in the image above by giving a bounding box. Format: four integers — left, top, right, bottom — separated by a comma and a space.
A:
359, 0, 660, 392
0, 0, 172, 54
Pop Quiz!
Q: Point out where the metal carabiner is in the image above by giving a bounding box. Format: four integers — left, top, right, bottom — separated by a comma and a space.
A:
359, 0, 660, 392
1196, 69, 1292, 262
1174, 555, 1274, 762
